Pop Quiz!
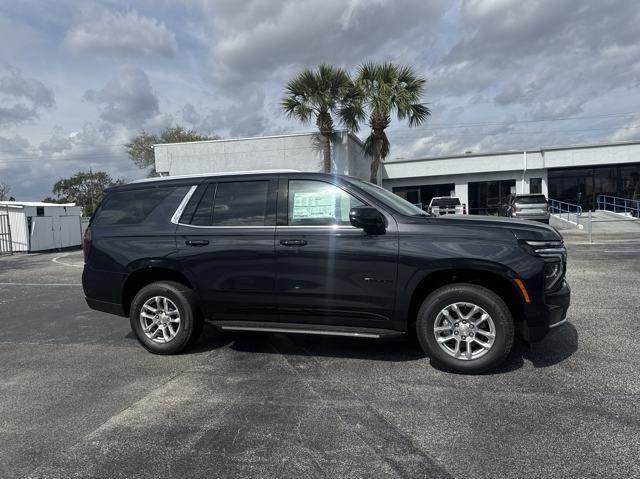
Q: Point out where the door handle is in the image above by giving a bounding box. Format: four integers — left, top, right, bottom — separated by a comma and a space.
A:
185, 240, 209, 247
279, 239, 308, 247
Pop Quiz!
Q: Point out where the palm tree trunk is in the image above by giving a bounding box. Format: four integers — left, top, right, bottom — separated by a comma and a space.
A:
370, 136, 382, 184
316, 112, 334, 173
320, 132, 331, 173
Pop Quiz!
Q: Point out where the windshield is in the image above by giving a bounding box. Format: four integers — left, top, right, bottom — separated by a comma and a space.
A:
516, 195, 547, 204
348, 178, 426, 216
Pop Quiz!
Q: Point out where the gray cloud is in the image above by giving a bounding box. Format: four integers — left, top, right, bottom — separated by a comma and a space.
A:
0, 68, 55, 126
0, 134, 30, 156
0, 68, 55, 108
205, 0, 448, 87
65, 9, 177, 57
83, 66, 160, 127
180, 85, 274, 138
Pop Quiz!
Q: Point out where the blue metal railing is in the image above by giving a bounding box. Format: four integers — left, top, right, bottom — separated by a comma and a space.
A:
549, 199, 583, 224
596, 195, 640, 217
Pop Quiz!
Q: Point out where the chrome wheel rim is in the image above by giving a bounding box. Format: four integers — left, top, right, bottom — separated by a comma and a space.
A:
433, 302, 496, 361
140, 296, 181, 343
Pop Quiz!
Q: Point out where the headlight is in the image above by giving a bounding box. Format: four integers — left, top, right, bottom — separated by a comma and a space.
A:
524, 240, 566, 291
543, 259, 563, 290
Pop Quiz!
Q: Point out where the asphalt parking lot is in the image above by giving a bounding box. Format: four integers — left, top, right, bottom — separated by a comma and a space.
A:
1, 243, 639, 479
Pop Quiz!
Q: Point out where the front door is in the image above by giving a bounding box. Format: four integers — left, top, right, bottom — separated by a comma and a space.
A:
176, 178, 278, 320
275, 177, 399, 329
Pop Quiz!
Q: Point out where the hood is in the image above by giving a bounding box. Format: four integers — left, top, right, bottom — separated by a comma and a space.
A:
436, 214, 562, 242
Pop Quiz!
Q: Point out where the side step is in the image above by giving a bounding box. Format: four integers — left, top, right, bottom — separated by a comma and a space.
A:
208, 320, 405, 339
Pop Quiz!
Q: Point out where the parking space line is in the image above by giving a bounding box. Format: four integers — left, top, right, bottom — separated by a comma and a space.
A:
52, 254, 84, 268
603, 250, 640, 253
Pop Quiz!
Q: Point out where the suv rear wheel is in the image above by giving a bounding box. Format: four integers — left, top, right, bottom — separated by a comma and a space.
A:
416, 283, 514, 373
129, 281, 203, 354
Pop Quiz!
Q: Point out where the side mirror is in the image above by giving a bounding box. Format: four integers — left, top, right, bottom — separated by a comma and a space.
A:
349, 206, 386, 234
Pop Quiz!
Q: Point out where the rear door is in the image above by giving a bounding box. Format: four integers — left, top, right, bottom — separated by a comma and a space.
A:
275, 176, 399, 329
176, 177, 279, 320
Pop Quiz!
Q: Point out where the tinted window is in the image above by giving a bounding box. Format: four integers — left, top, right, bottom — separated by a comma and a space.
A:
516, 195, 547, 204
93, 187, 175, 226
288, 180, 363, 226
190, 184, 215, 226
431, 198, 460, 207
213, 181, 269, 226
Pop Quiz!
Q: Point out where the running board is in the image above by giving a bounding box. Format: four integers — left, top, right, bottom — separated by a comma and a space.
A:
208, 321, 405, 339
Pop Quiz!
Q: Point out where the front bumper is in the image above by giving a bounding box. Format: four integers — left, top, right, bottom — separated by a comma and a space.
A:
526, 280, 571, 342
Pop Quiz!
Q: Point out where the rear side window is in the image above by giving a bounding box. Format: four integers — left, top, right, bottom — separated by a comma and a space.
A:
516, 195, 547, 204
93, 187, 176, 226
182, 181, 270, 226
431, 198, 460, 207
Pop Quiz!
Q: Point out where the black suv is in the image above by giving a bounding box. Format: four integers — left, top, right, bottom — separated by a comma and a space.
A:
83, 171, 570, 373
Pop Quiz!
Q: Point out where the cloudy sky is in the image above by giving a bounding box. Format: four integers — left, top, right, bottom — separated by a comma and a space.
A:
1, 0, 640, 200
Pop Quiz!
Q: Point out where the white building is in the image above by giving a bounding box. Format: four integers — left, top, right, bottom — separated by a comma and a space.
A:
154, 131, 371, 180
0, 201, 83, 253
383, 141, 640, 214
153, 134, 640, 215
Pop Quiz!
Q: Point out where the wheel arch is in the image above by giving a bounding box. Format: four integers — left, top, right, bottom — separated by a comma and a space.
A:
122, 264, 195, 317
405, 266, 526, 331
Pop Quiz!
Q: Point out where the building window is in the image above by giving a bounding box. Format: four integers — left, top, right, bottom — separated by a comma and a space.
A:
392, 183, 455, 209
548, 162, 640, 210
468, 180, 516, 215
36, 207, 44, 216
530, 178, 542, 194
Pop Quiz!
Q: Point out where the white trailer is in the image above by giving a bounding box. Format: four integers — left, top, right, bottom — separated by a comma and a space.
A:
0, 201, 83, 252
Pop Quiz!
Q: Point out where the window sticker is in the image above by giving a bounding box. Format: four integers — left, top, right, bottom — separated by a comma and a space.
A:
292, 190, 337, 220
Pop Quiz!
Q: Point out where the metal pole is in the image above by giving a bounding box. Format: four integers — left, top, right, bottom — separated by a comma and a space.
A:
588, 210, 592, 244
5, 205, 13, 255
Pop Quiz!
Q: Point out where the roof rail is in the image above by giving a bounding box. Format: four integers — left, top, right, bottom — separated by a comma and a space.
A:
130, 169, 301, 184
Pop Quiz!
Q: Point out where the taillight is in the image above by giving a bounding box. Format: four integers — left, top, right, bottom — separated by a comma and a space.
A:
83, 227, 91, 262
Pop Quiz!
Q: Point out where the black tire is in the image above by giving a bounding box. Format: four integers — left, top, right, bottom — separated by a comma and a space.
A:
129, 281, 203, 354
416, 283, 514, 374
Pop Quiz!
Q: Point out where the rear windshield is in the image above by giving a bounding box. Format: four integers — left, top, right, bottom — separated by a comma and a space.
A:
92, 186, 182, 226
431, 198, 461, 207
515, 195, 547, 204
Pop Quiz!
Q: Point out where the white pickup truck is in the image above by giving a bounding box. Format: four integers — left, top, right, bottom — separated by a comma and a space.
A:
427, 196, 466, 215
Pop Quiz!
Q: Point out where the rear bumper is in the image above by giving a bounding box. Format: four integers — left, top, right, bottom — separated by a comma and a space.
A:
82, 265, 127, 317
85, 297, 126, 316
526, 280, 571, 342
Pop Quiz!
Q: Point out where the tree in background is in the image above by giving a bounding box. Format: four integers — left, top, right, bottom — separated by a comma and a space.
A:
125, 126, 219, 177
45, 171, 124, 216
281, 65, 363, 173
0, 181, 11, 201
355, 62, 430, 183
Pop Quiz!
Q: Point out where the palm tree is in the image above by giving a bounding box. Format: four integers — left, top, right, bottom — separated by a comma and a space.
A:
356, 62, 430, 183
281, 65, 362, 173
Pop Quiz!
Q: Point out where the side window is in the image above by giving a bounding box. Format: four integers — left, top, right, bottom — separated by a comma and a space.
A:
190, 184, 215, 226
93, 187, 176, 226
287, 180, 364, 226
213, 181, 269, 226
183, 181, 270, 226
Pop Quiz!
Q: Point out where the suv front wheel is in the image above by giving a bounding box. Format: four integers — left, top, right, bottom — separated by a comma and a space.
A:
416, 283, 514, 373
129, 281, 203, 354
